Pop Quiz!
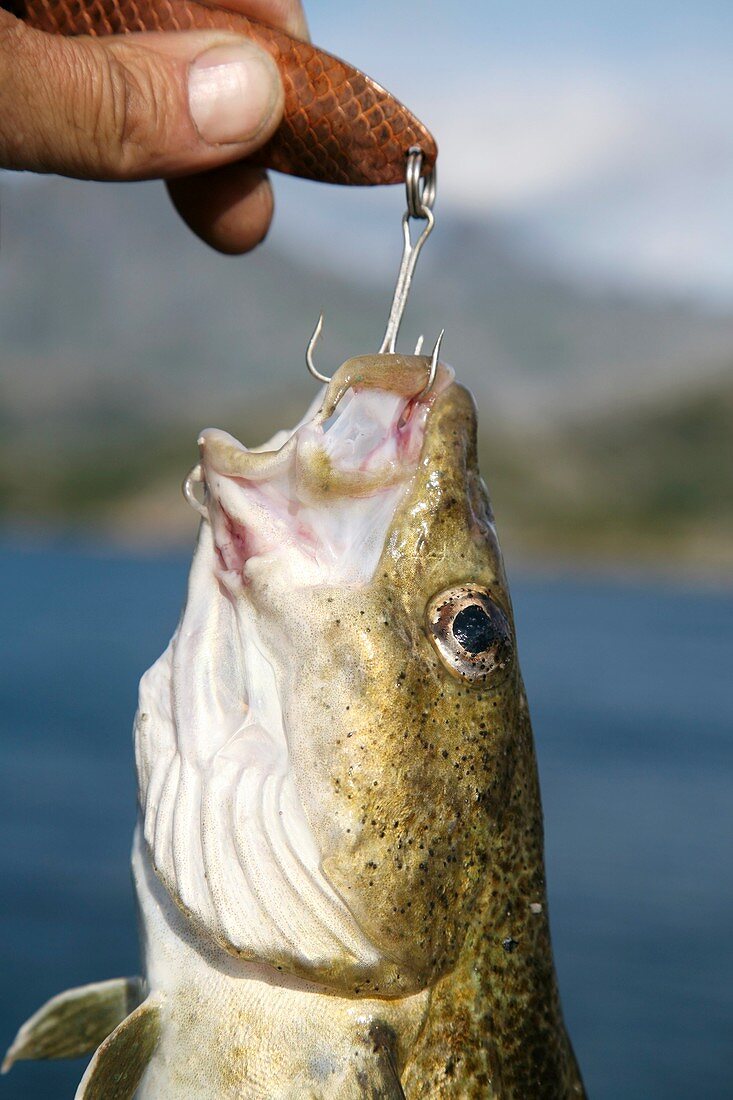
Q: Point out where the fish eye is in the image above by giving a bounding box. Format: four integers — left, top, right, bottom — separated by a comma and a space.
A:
426, 585, 513, 682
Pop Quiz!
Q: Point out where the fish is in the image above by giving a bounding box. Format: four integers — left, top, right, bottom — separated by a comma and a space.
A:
4, 352, 585, 1097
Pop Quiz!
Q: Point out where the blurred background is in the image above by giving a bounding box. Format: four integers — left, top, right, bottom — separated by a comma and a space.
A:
1, 0, 732, 1097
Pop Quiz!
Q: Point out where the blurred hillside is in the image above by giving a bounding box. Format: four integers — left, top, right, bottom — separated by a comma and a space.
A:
1, 175, 732, 574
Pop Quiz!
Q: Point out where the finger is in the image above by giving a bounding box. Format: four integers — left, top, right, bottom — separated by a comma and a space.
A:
0, 15, 284, 180
166, 163, 274, 254
239, 0, 309, 39
193, 0, 309, 40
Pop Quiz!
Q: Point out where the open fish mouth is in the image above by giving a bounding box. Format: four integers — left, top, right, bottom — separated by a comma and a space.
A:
198, 354, 454, 588
135, 355, 458, 991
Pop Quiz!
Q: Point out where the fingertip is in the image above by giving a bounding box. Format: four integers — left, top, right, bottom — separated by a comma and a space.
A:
167, 163, 274, 254
218, 0, 310, 41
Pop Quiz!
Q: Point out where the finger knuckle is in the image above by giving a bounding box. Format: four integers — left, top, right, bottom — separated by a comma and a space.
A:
90, 47, 170, 178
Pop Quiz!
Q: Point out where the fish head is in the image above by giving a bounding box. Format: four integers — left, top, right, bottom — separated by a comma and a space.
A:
136, 355, 524, 997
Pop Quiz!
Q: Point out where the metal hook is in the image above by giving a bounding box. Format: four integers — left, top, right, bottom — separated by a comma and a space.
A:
417, 328, 445, 398
379, 146, 436, 354
305, 145, 437, 381
183, 463, 208, 518
378, 205, 435, 355
306, 313, 331, 383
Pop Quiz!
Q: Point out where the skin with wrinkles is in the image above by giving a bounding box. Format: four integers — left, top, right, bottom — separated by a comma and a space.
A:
6, 0, 437, 185
6, 360, 585, 1097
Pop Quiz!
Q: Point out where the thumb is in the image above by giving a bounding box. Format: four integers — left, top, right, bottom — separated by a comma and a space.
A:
0, 16, 284, 180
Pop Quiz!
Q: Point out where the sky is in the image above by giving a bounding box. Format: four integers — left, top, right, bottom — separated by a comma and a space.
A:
269, 1, 733, 302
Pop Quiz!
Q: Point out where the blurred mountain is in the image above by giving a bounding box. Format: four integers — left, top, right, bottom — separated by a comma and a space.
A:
482, 368, 733, 574
1, 174, 732, 572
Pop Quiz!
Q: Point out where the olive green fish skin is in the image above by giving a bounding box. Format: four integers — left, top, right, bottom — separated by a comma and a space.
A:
295, 382, 584, 1095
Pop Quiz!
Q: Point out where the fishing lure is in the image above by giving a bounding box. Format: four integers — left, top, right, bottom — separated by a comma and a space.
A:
2, 0, 437, 186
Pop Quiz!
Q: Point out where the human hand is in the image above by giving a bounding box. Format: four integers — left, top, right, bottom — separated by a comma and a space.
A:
0, 1, 308, 252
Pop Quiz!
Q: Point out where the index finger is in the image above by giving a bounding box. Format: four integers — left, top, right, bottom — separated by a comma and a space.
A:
193, 0, 309, 41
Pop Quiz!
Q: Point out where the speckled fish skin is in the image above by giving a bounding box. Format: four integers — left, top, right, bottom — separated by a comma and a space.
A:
320, 382, 584, 1096
5, 359, 585, 1097
288, 375, 586, 1095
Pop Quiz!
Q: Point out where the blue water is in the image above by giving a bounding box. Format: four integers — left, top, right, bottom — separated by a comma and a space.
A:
0, 541, 731, 1098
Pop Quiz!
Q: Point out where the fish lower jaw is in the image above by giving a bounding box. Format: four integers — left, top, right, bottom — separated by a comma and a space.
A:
133, 836, 428, 1099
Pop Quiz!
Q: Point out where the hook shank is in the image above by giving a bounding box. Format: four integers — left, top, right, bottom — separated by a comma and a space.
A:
305, 145, 439, 382
378, 206, 435, 355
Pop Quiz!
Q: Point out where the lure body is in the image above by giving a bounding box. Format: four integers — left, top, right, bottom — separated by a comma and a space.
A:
4, 0, 437, 185
6, 358, 585, 1097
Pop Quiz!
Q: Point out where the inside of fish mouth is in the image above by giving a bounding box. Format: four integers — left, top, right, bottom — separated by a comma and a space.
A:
201, 351, 452, 484
319, 386, 419, 434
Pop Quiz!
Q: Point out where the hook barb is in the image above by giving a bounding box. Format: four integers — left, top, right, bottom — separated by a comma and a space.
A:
417, 328, 445, 398
306, 313, 332, 384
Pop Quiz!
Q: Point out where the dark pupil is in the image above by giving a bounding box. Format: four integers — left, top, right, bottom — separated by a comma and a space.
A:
452, 605, 496, 655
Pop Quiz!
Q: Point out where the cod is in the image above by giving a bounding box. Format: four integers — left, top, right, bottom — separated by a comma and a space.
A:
5, 356, 585, 1098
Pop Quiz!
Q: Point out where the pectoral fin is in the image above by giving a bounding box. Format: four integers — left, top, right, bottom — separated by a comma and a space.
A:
75, 993, 162, 1100
2, 977, 143, 1071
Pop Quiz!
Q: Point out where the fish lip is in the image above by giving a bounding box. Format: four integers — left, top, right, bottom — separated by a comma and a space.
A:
198, 357, 455, 497
318, 354, 453, 422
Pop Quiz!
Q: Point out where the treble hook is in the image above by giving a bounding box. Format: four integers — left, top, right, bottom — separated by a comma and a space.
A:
379, 147, 436, 355
307, 320, 445, 396
305, 145, 439, 385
